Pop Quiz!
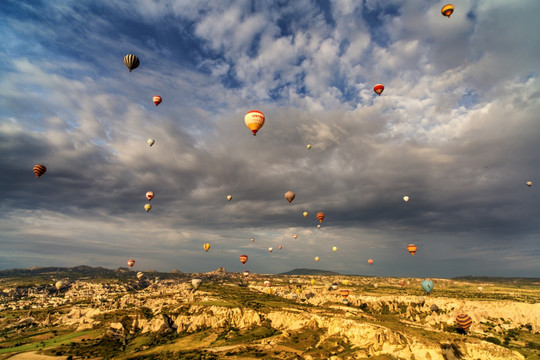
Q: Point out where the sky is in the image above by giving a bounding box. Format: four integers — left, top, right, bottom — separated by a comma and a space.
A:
1, 0, 540, 278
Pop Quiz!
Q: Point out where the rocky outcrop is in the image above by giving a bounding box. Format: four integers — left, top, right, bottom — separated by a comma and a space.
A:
173, 306, 260, 333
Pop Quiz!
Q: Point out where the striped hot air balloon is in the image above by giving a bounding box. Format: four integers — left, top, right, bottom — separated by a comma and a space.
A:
153, 95, 162, 106
407, 244, 417, 256
124, 54, 140, 72
243, 270, 250, 277
316, 212, 325, 223
137, 272, 144, 280
441, 4, 454, 18
244, 110, 265, 136
373, 84, 384, 95
240, 254, 248, 264
339, 289, 349, 299
127, 259, 135, 269
33, 164, 47, 178
456, 313, 472, 332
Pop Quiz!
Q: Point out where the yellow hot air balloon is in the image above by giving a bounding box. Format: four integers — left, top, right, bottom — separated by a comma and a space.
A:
342, 280, 349, 285
441, 4, 454, 18
227, 195, 232, 201
332, 246, 337, 252
317, 224, 321, 228
303, 211, 308, 217
203, 243, 210, 252
144, 204, 152, 212
314, 256, 320, 262
285, 191, 295, 203
311, 279, 315, 285
245, 110, 265, 136
307, 144, 311, 149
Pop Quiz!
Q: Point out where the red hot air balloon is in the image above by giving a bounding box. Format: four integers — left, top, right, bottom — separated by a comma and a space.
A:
373, 84, 384, 96
127, 259, 135, 269
407, 244, 417, 256
33, 164, 47, 178
368, 259, 374, 265
339, 289, 349, 299
316, 212, 325, 223
153, 95, 162, 106
456, 313, 472, 332
240, 254, 248, 265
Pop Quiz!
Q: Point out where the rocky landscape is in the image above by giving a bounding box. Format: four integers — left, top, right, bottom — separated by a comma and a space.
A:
0, 267, 538, 359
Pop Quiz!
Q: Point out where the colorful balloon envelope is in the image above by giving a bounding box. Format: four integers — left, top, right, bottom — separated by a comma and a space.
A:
127, 259, 135, 268
227, 195, 232, 201
316, 212, 325, 223
526, 181, 533, 187
332, 246, 337, 252
264, 280, 271, 287
203, 243, 210, 252
268, 247, 273, 253
55, 281, 63, 290
33, 164, 47, 178
307, 144, 311, 149
317, 224, 321, 228
153, 95, 162, 106
441, 4, 454, 18
456, 313, 472, 332
373, 84, 384, 96
147, 139, 155, 147
244, 110, 265, 136
421, 280, 434, 294
303, 211, 308, 217
400, 281, 405, 287
146, 191, 154, 201
243, 270, 250, 277
293, 234, 298, 240
192, 278, 203, 290
278, 245, 283, 250
407, 244, 417, 255
403, 195, 410, 202
311, 279, 316, 285
137, 272, 144, 280
251, 237, 255, 243
314, 256, 320, 262
331, 283, 338, 290
124, 54, 140, 72
144, 204, 152, 212
285, 191, 295, 203
339, 289, 349, 299
240, 254, 248, 264
368, 259, 374, 265
342, 299, 349, 305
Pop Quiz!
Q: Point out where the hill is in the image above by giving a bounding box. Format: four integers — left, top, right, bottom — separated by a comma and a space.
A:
279, 268, 340, 276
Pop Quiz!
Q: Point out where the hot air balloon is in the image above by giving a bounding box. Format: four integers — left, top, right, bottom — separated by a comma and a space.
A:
147, 139, 155, 147
264, 280, 271, 287
153, 95, 162, 106
400, 280, 405, 287
268, 247, 273, 253
526, 181, 533, 187
342, 299, 349, 305
137, 272, 144, 280
342, 280, 349, 285
303, 211, 308, 217
407, 244, 417, 256
243, 270, 250, 277
456, 313, 472, 332
203, 243, 211, 252
33, 164, 47, 178
227, 195, 232, 201
421, 280, 434, 294
146, 191, 154, 201
293, 234, 298, 240
316, 212, 325, 223
331, 283, 338, 290
144, 204, 152, 212
373, 84, 384, 95
314, 256, 320, 262
307, 144, 311, 149
124, 54, 140, 72
332, 246, 337, 252
267, 288, 274, 295
441, 4, 454, 18
340, 289, 349, 299
403, 195, 410, 202
251, 237, 255, 243
55, 281, 64, 290
127, 259, 135, 269
192, 278, 203, 291
244, 110, 265, 136
278, 245, 283, 250
240, 254, 248, 264
311, 279, 316, 285
430, 304, 439, 312
285, 191, 295, 203
317, 224, 321, 228
368, 259, 374, 265
477, 286, 483, 292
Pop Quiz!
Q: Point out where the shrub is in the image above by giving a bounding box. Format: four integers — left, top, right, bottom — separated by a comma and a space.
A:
485, 337, 501, 345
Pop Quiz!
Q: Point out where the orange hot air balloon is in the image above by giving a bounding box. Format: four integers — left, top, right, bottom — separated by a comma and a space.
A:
127, 259, 135, 269
203, 243, 210, 252
153, 95, 162, 106
303, 211, 308, 217
146, 191, 154, 201
340, 289, 349, 299
456, 313, 472, 332
278, 245, 282, 250
441, 4, 454, 18
407, 244, 417, 256
316, 212, 325, 223
244, 110, 265, 136
33, 164, 47, 178
293, 234, 298, 240
268, 247, 273, 253
373, 84, 384, 96
285, 191, 295, 203
240, 254, 248, 264
368, 259, 374, 265
251, 237, 255, 243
